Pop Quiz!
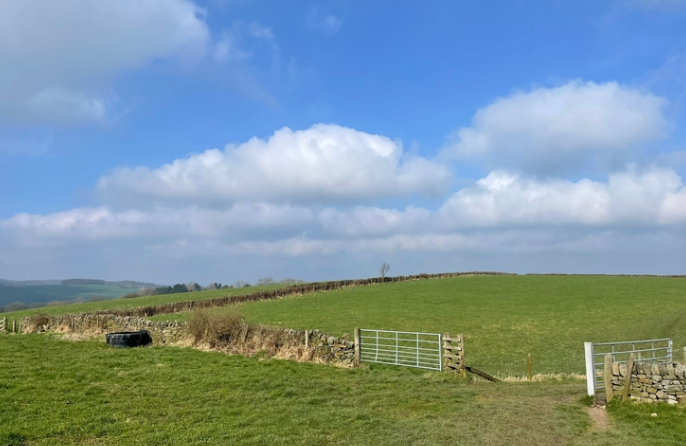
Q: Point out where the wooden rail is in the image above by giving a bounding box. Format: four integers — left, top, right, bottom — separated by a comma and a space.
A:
443, 333, 465, 376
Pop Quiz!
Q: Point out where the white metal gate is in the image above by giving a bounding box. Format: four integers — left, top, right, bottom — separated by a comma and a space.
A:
359, 329, 442, 371
584, 338, 672, 396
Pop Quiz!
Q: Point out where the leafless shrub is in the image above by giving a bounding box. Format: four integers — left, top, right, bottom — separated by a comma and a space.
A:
187, 310, 244, 348
26, 314, 51, 332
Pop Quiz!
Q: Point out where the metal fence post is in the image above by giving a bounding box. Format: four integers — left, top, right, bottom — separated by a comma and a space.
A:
439, 333, 443, 372
668, 339, 673, 363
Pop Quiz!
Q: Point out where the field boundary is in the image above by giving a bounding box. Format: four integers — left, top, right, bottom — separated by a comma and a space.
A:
525, 273, 686, 278
18, 271, 514, 322
21, 313, 357, 366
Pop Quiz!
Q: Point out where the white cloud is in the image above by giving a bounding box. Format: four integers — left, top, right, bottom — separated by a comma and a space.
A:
6, 166, 686, 258
0, 0, 209, 126
4, 165, 686, 280
439, 167, 686, 227
446, 80, 668, 174
316, 168, 686, 238
1, 204, 314, 243
306, 5, 344, 35
96, 124, 451, 206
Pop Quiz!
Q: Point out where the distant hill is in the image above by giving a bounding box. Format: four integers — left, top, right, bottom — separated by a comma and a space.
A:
0, 279, 61, 286
0, 278, 164, 308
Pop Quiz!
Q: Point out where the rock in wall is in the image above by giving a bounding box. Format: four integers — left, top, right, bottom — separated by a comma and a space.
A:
610, 361, 686, 404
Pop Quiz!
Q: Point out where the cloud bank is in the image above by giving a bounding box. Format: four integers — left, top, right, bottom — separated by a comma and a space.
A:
2, 80, 684, 282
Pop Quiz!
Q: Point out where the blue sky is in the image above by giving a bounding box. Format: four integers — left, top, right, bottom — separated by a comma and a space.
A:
1, 0, 686, 284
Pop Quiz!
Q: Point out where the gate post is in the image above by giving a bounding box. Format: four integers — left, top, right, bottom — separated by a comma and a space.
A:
354, 328, 361, 365
443, 333, 465, 375
584, 342, 596, 397
457, 334, 465, 377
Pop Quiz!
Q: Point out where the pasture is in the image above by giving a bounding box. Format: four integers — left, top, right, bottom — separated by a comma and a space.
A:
151, 275, 686, 377
1, 333, 685, 445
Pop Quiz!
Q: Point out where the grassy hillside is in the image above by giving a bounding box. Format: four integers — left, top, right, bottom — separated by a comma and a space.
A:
2, 334, 685, 445
1, 285, 283, 321
153, 275, 686, 376
0, 283, 138, 307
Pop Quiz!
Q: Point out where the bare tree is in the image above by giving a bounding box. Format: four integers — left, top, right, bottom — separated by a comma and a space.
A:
379, 262, 391, 280
257, 277, 276, 286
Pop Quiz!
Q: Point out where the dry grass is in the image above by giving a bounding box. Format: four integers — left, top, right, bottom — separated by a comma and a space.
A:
24, 314, 50, 332
500, 372, 586, 382
187, 310, 341, 364
187, 310, 244, 348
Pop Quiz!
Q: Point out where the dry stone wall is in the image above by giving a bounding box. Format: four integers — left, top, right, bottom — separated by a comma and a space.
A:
21, 313, 356, 366
609, 361, 686, 404
21, 313, 187, 345
86, 271, 514, 319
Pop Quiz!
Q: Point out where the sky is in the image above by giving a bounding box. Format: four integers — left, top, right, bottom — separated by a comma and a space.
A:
1, 0, 686, 284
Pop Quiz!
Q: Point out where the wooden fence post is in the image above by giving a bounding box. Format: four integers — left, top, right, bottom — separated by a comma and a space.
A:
442, 333, 465, 376
13, 319, 16, 333
621, 353, 635, 402
457, 334, 465, 377
354, 328, 361, 365
604, 354, 614, 403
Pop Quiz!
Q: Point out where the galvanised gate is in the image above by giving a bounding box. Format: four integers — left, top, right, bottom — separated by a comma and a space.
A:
584, 338, 673, 397
358, 328, 443, 371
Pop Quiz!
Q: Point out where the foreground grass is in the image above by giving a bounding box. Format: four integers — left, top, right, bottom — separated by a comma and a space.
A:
153, 275, 686, 376
3, 334, 685, 445
0, 284, 284, 322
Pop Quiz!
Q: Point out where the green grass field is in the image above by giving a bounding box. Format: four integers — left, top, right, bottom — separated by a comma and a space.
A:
151, 275, 686, 376
2, 333, 685, 446
0, 284, 283, 322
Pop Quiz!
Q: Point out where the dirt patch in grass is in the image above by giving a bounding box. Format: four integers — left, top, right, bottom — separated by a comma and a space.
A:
587, 405, 611, 432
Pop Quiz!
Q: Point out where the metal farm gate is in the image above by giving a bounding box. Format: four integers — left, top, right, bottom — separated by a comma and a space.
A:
358, 329, 443, 371
584, 338, 673, 397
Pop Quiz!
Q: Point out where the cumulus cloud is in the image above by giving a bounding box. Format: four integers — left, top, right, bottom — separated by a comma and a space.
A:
1, 204, 314, 243
446, 80, 668, 174
4, 164, 686, 280
0, 0, 209, 126
96, 124, 451, 206
316, 168, 686, 239
439, 167, 686, 227
6, 167, 686, 255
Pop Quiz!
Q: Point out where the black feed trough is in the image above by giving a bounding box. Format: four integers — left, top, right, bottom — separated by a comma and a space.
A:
105, 330, 153, 348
